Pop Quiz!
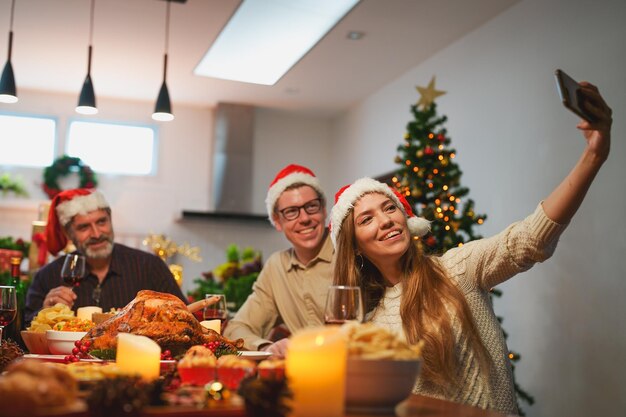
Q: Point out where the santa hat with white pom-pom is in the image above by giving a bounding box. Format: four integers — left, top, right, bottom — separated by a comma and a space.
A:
329, 177, 430, 247
45, 188, 109, 255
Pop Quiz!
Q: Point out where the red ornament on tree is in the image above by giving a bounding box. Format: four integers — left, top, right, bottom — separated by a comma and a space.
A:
424, 146, 434, 156
437, 133, 445, 141
425, 235, 437, 247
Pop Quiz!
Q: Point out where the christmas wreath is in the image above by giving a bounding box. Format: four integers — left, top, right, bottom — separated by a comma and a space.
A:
42, 155, 98, 199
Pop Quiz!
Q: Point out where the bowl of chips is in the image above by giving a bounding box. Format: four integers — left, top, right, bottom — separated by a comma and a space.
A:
342, 323, 423, 414
46, 330, 88, 355
22, 303, 78, 354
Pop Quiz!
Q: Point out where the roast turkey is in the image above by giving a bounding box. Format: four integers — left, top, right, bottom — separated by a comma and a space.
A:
81, 290, 243, 356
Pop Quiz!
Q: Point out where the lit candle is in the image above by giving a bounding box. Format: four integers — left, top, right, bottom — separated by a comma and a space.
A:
286, 326, 347, 417
200, 319, 221, 334
116, 333, 161, 380
76, 306, 102, 322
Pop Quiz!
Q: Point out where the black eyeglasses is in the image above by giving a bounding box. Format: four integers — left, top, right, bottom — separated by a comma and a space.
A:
277, 198, 323, 221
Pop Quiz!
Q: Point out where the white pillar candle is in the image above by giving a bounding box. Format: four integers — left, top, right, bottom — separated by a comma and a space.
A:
116, 333, 161, 381
76, 306, 102, 322
286, 326, 347, 417
200, 319, 222, 334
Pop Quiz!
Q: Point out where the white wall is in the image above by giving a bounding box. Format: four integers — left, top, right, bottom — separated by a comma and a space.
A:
251, 107, 334, 214
0, 91, 334, 295
329, 0, 626, 416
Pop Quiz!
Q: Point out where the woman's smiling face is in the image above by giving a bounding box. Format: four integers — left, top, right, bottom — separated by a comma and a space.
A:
352, 192, 410, 267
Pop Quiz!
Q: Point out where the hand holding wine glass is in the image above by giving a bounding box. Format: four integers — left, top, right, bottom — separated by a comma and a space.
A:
61, 254, 86, 288
324, 285, 364, 326
0, 286, 17, 346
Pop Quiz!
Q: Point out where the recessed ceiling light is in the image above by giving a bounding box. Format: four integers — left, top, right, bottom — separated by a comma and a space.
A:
194, 0, 361, 86
347, 31, 364, 40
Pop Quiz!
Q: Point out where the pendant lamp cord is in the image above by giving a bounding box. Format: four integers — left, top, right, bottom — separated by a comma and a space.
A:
89, 0, 95, 46
7, 0, 16, 60
87, 0, 95, 75
162, 0, 171, 82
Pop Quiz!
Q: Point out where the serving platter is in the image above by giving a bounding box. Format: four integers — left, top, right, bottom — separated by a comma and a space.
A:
22, 354, 177, 367
22, 354, 69, 363
238, 351, 272, 361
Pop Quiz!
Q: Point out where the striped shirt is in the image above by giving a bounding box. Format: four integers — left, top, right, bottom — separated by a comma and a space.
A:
25, 243, 186, 326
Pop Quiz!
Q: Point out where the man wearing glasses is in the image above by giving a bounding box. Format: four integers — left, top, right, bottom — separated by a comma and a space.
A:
224, 164, 333, 357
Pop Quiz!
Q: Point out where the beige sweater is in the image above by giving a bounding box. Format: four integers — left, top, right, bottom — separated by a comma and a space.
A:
371, 204, 567, 415
224, 233, 334, 350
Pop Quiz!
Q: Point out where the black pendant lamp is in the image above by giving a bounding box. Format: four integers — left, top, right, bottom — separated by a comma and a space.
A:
152, 0, 174, 121
76, 0, 97, 115
0, 0, 18, 104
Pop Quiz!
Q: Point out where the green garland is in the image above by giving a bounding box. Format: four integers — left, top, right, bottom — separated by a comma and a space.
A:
0, 236, 30, 258
0, 173, 28, 197
42, 155, 98, 199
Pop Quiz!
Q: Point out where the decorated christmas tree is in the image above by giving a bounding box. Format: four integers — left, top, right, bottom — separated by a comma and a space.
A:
393, 77, 486, 253
392, 77, 534, 413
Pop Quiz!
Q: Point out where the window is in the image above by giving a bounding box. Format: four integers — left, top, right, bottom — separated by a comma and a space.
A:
67, 120, 156, 176
0, 113, 56, 167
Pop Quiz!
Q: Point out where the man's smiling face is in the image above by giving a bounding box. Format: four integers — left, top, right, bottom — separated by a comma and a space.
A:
273, 185, 327, 261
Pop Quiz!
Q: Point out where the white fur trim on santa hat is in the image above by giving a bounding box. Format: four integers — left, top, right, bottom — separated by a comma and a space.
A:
56, 191, 109, 226
330, 177, 430, 247
407, 216, 431, 237
265, 172, 325, 226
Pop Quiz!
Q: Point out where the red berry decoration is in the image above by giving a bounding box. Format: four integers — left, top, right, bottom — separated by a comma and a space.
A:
160, 349, 173, 360
64, 339, 91, 363
203, 341, 221, 353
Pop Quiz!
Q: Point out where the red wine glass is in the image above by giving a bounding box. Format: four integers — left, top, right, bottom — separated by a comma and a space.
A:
0, 286, 17, 346
203, 294, 228, 328
61, 254, 86, 288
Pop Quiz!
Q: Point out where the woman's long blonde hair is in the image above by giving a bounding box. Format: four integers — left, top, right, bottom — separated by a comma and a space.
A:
333, 205, 491, 392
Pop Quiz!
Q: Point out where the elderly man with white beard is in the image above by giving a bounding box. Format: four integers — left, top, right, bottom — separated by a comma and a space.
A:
24, 188, 185, 326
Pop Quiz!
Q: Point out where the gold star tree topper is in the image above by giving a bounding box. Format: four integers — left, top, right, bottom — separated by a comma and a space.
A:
416, 76, 446, 110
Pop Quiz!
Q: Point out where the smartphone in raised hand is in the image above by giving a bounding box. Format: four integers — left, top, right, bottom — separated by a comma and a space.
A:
554, 69, 595, 122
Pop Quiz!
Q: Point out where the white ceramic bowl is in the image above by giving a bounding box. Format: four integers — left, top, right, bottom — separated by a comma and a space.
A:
45, 330, 87, 355
345, 357, 421, 413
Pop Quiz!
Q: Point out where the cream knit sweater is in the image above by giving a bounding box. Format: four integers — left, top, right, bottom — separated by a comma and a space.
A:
370, 204, 567, 415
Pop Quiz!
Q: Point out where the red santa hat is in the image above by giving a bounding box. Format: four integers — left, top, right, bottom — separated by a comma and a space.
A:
329, 177, 430, 247
45, 188, 109, 255
265, 164, 325, 226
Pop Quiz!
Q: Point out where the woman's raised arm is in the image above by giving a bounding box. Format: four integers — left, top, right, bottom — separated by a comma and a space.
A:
542, 82, 612, 224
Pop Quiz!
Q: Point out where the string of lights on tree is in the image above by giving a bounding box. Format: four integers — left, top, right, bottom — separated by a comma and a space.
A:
393, 77, 486, 253
393, 77, 534, 413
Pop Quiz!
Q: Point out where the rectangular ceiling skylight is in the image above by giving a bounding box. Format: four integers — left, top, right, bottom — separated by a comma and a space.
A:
194, 0, 360, 86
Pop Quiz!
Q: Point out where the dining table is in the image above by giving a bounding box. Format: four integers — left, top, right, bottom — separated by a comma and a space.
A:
26, 394, 516, 417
